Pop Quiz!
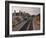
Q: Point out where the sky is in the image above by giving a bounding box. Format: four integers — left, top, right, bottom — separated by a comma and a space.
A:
12, 6, 40, 15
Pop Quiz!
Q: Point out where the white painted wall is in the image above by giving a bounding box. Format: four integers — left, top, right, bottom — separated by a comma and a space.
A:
6, 0, 45, 3
0, 0, 46, 38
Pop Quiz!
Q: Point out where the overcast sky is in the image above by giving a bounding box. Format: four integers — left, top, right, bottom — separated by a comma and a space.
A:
12, 6, 40, 15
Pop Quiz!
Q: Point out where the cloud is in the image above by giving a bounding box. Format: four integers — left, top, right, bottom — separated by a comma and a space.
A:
12, 6, 40, 15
